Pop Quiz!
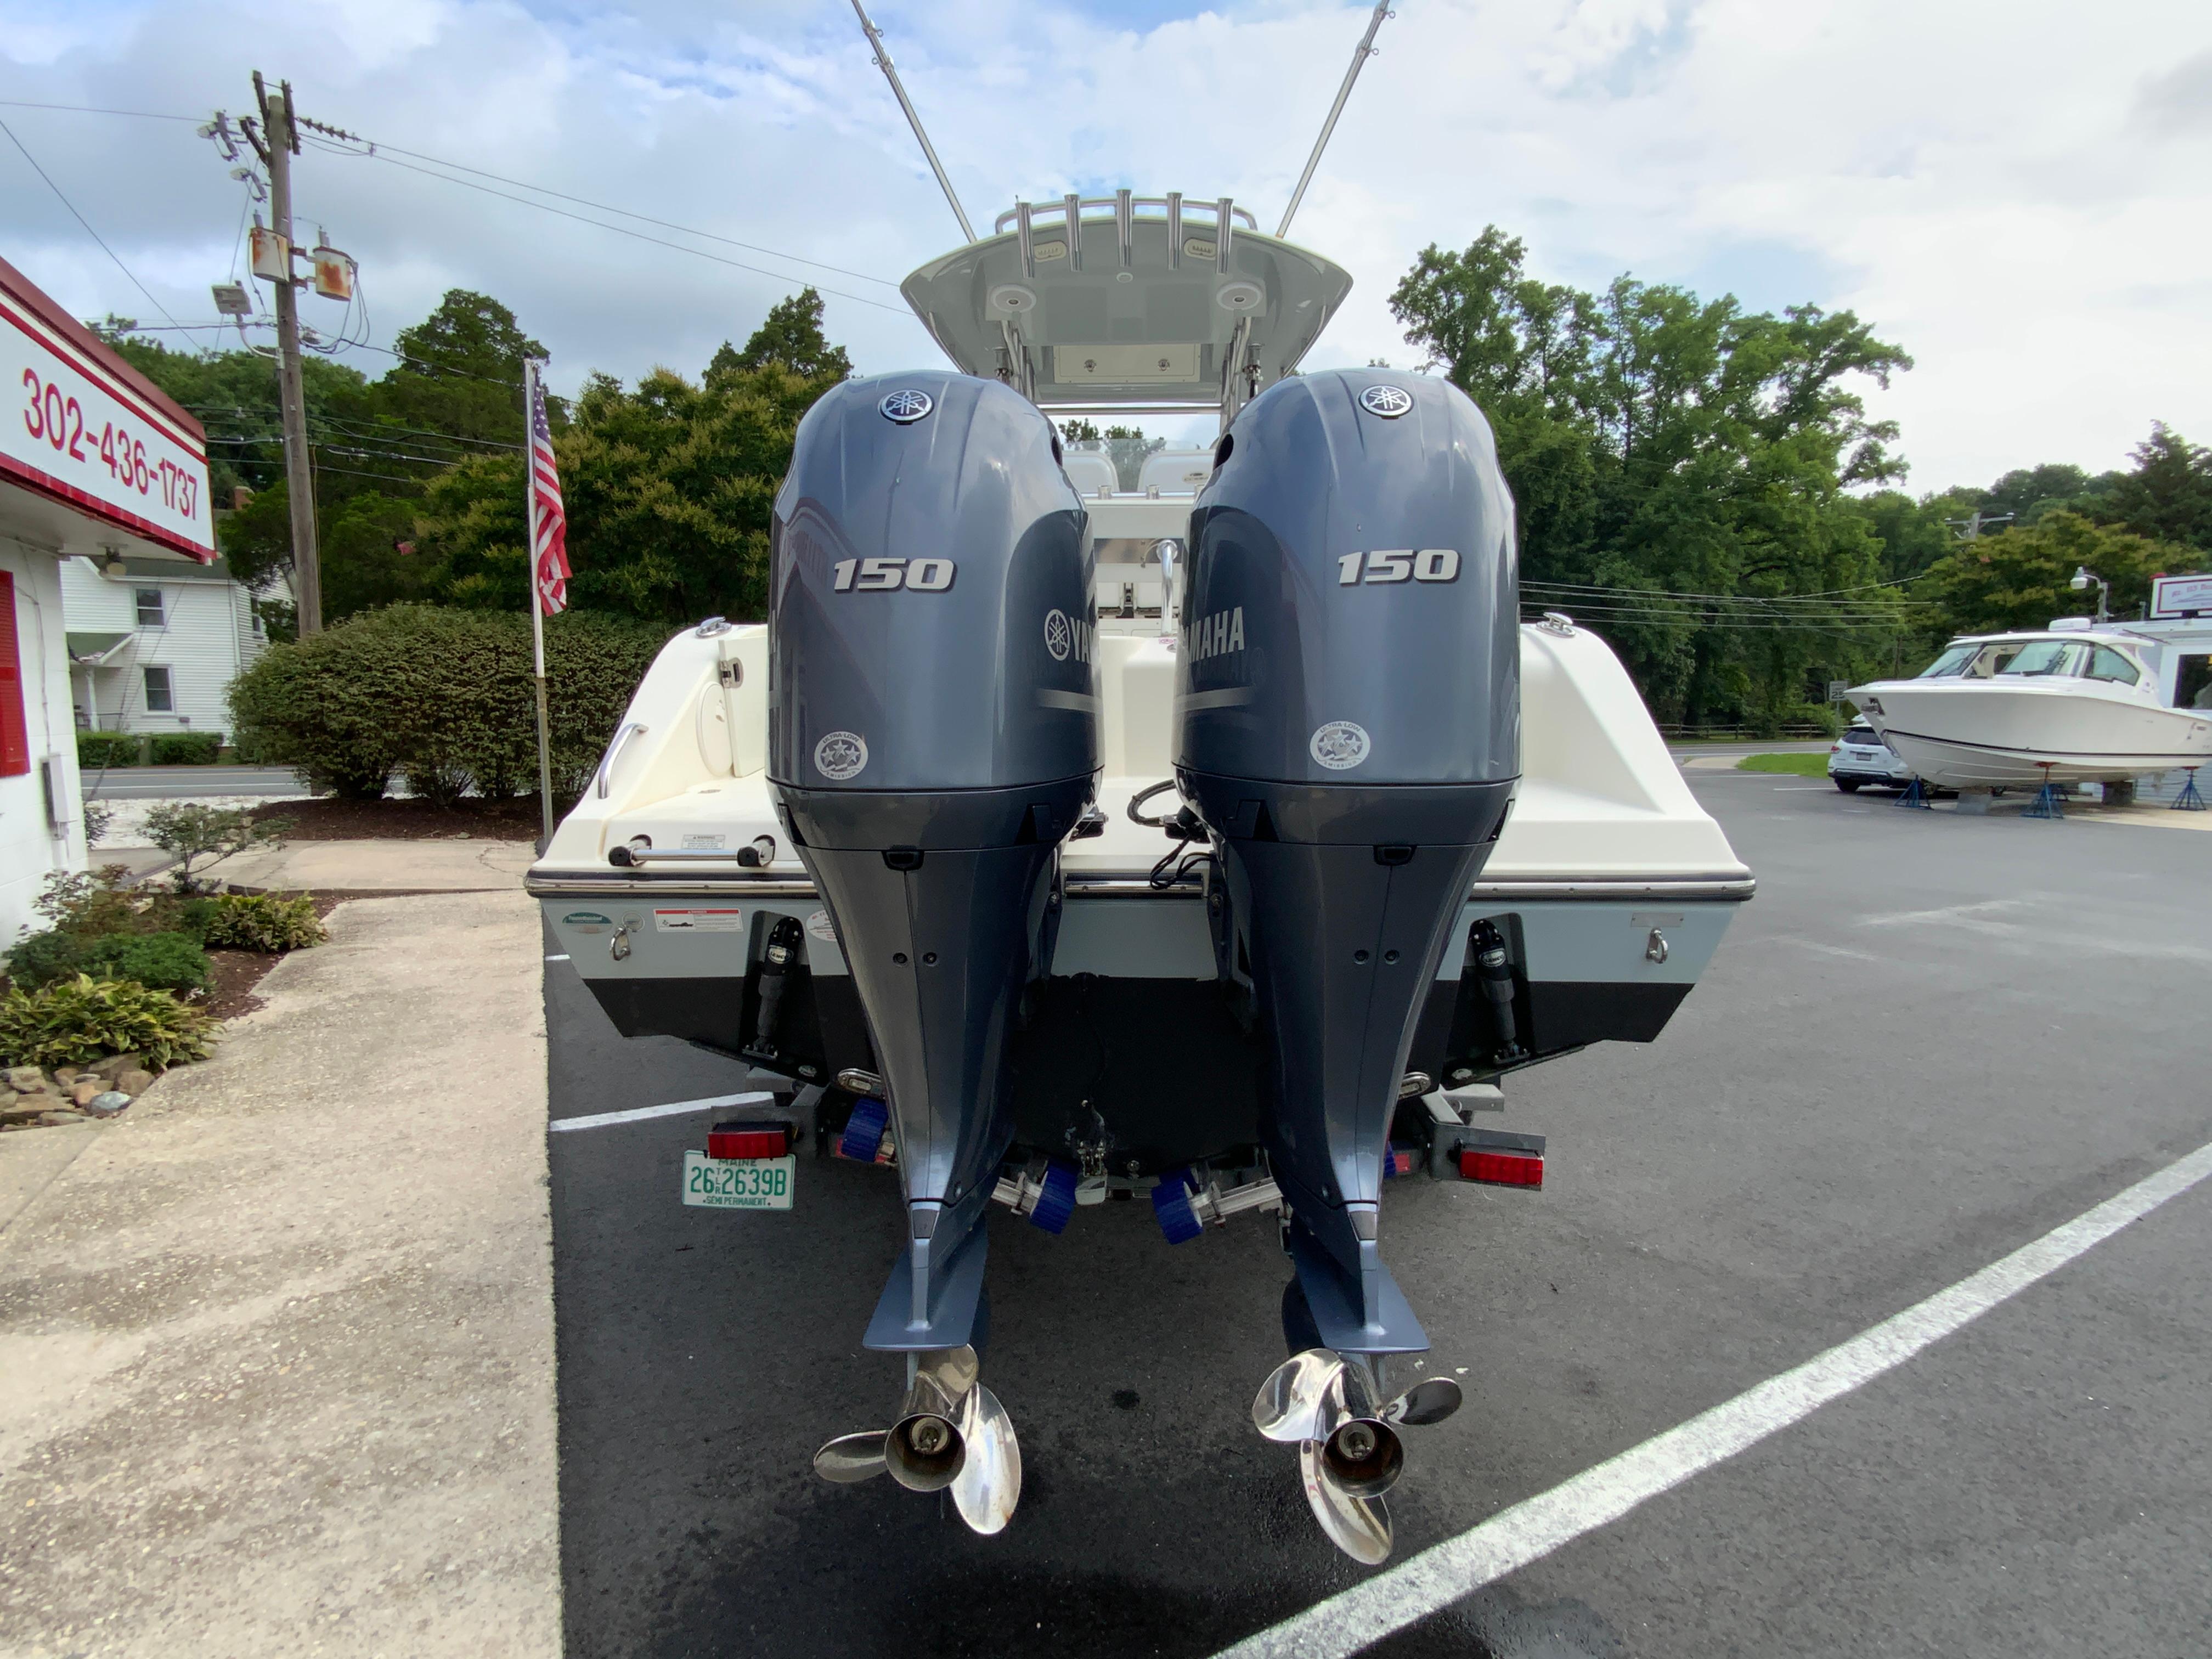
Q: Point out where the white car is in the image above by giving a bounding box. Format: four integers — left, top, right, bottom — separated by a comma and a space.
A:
1828, 725, 1915, 792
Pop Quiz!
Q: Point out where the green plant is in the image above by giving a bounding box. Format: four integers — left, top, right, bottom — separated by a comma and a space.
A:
0, 975, 218, 1070
196, 893, 325, 952
4, 929, 88, 989
80, 931, 212, 994
31, 867, 145, 939
142, 803, 291, 892
150, 731, 224, 765
82, 799, 114, 845
226, 604, 665, 804
76, 731, 138, 768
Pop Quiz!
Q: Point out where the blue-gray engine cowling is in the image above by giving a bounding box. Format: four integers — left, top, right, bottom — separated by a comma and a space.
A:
1176, 369, 1521, 1355
768, 370, 1097, 1352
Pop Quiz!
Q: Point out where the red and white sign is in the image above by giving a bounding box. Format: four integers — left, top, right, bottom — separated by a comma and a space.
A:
0, 289, 213, 560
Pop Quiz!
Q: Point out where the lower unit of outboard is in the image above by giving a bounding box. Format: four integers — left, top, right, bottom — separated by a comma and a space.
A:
1177, 369, 1521, 1359
769, 369, 1094, 1536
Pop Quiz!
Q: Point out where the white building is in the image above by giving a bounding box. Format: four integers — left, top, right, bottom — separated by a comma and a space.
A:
1, 253, 215, 942
60, 554, 268, 737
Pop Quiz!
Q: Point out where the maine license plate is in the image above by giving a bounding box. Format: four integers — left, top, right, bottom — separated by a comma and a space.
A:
681, 1151, 796, 1211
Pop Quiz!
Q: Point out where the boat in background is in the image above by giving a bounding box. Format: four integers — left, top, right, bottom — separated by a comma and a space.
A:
1848, 618, 2212, 789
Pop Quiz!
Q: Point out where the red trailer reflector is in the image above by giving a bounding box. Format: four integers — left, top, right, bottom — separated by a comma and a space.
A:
708, 1124, 789, 1160
1460, 1148, 1543, 1188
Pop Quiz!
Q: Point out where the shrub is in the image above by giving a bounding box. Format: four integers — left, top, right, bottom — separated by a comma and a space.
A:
150, 731, 224, 764
0, 975, 218, 1070
227, 604, 666, 803
5, 929, 88, 989
31, 867, 145, 939
80, 931, 213, 995
196, 893, 325, 952
77, 731, 138, 768
143, 803, 290, 892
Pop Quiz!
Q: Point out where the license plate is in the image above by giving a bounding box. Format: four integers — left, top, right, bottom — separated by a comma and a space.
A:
681, 1151, 796, 1210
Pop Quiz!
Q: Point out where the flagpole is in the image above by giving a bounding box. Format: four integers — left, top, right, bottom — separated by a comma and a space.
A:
526, 360, 556, 847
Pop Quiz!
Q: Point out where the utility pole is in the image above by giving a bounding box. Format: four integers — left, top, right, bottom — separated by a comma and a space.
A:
250, 72, 323, 635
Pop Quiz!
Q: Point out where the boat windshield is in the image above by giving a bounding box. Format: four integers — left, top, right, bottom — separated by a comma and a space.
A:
1994, 641, 2086, 678
1918, 645, 1979, 678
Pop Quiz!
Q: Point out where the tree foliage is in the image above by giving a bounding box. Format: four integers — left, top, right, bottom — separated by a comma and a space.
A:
1913, 512, 2194, 637
1391, 227, 1913, 729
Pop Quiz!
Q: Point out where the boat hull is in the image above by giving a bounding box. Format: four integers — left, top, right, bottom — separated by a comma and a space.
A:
1852, 681, 2212, 787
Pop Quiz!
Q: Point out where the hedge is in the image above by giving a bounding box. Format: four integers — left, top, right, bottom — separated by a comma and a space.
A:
227, 604, 669, 802
77, 731, 137, 768
150, 731, 224, 764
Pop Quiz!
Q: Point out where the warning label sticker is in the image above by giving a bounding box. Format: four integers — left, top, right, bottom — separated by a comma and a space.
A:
655, 909, 745, 933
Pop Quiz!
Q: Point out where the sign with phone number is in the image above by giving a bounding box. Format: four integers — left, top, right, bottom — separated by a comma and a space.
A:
1, 299, 212, 556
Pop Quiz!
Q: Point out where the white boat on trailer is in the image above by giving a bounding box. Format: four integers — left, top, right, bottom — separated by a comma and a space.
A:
527, 2, 1753, 1563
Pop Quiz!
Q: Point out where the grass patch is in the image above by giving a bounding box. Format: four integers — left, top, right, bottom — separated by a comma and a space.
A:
1736, 751, 1830, 777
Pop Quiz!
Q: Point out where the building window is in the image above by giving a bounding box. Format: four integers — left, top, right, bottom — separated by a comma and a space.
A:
143, 664, 173, 713
136, 588, 165, 627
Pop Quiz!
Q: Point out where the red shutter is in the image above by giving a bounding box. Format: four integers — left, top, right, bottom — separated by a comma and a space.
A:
0, 570, 29, 776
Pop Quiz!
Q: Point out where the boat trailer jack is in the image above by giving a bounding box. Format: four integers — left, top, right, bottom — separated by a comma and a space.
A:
811, 1345, 1023, 1534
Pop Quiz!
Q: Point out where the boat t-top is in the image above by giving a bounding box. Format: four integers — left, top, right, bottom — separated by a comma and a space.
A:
526, 1, 1753, 1563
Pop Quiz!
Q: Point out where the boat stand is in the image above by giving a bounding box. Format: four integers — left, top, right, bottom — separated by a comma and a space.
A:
1896, 777, 1932, 810
2176, 768, 2206, 811
2022, 763, 2066, 821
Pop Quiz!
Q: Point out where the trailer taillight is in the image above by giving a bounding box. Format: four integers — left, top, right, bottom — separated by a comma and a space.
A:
708, 1124, 789, 1160
1459, 1148, 1543, 1188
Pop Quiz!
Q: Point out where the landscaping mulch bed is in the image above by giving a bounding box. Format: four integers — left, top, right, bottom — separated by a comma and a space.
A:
245, 795, 543, 841
198, 893, 351, 1021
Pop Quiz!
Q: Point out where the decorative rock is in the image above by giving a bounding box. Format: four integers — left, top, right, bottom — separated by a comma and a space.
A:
70, 1079, 104, 1107
83, 1092, 132, 1118
53, 1066, 80, 1085
118, 1069, 155, 1097
91, 1053, 142, 1082
4, 1065, 43, 1093
40, 1111, 89, 1127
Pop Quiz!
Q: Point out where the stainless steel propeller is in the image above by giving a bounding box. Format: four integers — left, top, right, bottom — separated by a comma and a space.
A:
810, 1345, 1023, 1535
1252, 1349, 1463, 1563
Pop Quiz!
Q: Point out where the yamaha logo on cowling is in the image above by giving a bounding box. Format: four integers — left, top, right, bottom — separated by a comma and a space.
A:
1181, 605, 1244, 663
1043, 608, 1093, 664
879, 388, 934, 424
1358, 384, 1413, 419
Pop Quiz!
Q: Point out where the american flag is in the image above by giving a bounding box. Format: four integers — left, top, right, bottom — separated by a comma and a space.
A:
526, 363, 571, 616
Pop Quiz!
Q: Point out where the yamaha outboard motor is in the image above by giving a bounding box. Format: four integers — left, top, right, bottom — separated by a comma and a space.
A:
1177, 370, 1519, 1356
769, 370, 1096, 1356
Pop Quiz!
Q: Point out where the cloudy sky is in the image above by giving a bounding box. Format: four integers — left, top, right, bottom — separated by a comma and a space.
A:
4, 0, 2208, 490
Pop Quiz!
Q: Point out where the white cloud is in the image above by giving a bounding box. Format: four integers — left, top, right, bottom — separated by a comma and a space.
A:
3, 0, 2207, 487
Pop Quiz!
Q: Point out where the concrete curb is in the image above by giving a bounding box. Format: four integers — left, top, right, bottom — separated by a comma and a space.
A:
0, 892, 560, 1657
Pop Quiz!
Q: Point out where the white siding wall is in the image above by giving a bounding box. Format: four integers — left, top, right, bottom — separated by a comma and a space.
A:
1, 540, 87, 945
59, 557, 267, 738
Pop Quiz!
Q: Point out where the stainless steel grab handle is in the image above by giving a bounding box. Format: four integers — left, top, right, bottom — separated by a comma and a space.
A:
595, 723, 647, 799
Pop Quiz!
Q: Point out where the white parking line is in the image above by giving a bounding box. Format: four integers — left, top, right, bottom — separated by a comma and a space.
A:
1214, 1135, 2212, 1659
549, 1091, 775, 1133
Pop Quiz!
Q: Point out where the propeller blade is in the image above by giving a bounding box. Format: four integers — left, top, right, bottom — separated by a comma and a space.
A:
915, 1345, 981, 1403
1381, 1376, 1463, 1427
812, 1430, 890, 1484
1253, 1348, 1347, 1444
1299, 1440, 1393, 1565
949, 1383, 1023, 1536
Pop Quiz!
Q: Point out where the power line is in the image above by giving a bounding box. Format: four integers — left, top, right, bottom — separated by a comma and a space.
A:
306, 133, 907, 292
313, 143, 912, 316
0, 100, 198, 123
0, 114, 217, 350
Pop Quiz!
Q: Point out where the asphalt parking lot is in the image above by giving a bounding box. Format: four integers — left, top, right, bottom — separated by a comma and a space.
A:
544, 771, 2212, 1658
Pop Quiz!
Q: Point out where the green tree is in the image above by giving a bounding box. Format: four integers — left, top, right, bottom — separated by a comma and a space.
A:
1914, 511, 2194, 637
1390, 227, 1914, 730
706, 288, 852, 383
2102, 424, 2212, 551
374, 290, 546, 445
